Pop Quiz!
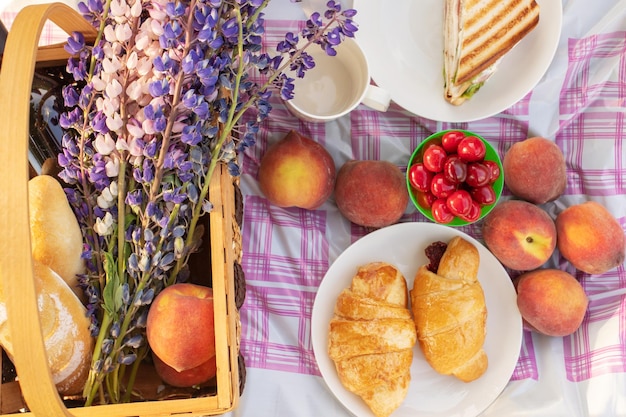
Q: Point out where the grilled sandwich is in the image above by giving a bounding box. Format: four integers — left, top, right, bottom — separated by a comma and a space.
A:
443, 0, 540, 105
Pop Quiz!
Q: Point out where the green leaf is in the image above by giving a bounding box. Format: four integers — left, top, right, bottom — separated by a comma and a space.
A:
462, 82, 485, 99
113, 283, 124, 312
102, 251, 120, 318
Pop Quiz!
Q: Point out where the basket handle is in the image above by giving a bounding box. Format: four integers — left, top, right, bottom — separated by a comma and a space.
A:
0, 3, 97, 416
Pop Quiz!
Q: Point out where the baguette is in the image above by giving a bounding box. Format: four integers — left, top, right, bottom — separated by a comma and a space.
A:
28, 174, 85, 300
0, 261, 94, 395
328, 262, 416, 417
410, 236, 488, 382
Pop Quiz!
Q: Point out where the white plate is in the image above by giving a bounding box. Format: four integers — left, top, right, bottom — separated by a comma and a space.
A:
353, 0, 562, 122
311, 222, 522, 417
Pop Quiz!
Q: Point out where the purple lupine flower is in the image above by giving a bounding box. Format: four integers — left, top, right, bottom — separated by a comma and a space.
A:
60, 0, 357, 405
62, 85, 80, 107
342, 8, 357, 18
148, 79, 170, 97
126, 190, 143, 207
181, 123, 203, 145
165, 2, 186, 18
221, 17, 239, 40
142, 159, 154, 183
143, 141, 159, 158
64, 31, 85, 54
160, 21, 183, 48
91, 112, 108, 133
153, 52, 174, 72
277, 32, 298, 53
326, 27, 342, 46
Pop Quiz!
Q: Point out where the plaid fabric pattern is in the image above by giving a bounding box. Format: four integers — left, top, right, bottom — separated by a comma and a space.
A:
1, 11, 69, 45
238, 19, 626, 385
4, 5, 625, 392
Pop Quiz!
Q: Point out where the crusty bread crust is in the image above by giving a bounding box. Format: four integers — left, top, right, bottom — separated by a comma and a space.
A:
0, 261, 94, 395
28, 175, 85, 300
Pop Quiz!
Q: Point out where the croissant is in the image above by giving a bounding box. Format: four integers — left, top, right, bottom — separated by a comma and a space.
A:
328, 262, 416, 417
410, 236, 488, 382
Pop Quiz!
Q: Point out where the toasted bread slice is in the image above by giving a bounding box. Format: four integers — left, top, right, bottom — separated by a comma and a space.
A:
444, 0, 540, 105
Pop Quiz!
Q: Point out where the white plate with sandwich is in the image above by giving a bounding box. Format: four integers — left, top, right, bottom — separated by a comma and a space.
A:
353, 0, 562, 122
311, 222, 523, 417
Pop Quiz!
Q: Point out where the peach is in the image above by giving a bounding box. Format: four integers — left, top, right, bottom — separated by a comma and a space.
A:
258, 130, 335, 210
153, 351, 217, 388
556, 201, 625, 275
502, 137, 566, 204
482, 200, 556, 271
334, 160, 408, 228
514, 269, 588, 337
146, 283, 215, 372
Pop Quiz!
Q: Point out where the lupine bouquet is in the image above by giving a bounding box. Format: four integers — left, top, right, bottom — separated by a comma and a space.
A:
58, 0, 357, 405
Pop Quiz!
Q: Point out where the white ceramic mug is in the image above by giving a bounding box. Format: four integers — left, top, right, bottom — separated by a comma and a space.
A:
284, 37, 391, 123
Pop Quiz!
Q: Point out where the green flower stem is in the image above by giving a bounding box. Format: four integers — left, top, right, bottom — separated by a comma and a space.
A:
106, 367, 118, 403
84, 313, 112, 405
245, 0, 270, 31
122, 344, 148, 403
98, 203, 182, 401
84, 1, 198, 400
167, 5, 250, 285
117, 160, 128, 282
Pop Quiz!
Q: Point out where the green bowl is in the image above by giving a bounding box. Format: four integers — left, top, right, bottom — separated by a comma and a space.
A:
406, 129, 504, 226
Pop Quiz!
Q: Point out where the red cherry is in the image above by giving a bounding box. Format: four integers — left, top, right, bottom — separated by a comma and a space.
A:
443, 155, 468, 184
422, 144, 447, 173
470, 185, 497, 205
483, 160, 501, 184
430, 173, 457, 199
441, 131, 466, 153
457, 136, 487, 162
459, 200, 481, 222
466, 162, 491, 188
431, 199, 454, 224
408, 163, 434, 193
446, 189, 473, 216
415, 190, 437, 209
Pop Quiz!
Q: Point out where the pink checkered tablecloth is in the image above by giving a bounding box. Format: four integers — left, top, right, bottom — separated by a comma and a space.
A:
233, 1, 626, 416
2, 0, 625, 416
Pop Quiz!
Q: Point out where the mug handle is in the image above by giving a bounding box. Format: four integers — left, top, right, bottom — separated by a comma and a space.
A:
362, 83, 392, 112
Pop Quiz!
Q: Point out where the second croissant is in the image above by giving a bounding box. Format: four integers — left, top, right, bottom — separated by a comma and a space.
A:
410, 236, 488, 382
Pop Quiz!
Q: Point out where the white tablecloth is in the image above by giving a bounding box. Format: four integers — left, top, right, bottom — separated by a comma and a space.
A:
230, 1, 626, 416
2, 0, 625, 416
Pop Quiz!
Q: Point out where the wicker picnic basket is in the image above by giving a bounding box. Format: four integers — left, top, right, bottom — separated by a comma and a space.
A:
0, 3, 243, 416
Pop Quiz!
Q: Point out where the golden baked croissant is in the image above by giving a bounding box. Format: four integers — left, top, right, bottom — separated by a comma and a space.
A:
328, 262, 416, 417
410, 236, 488, 382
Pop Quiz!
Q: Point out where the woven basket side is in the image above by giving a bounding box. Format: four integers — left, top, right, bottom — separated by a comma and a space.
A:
0, 4, 240, 417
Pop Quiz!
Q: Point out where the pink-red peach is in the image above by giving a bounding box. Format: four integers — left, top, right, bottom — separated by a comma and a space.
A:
153, 351, 217, 387
514, 269, 588, 337
334, 160, 408, 228
146, 283, 215, 372
258, 130, 335, 210
556, 201, 625, 275
503, 137, 566, 204
482, 200, 556, 271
